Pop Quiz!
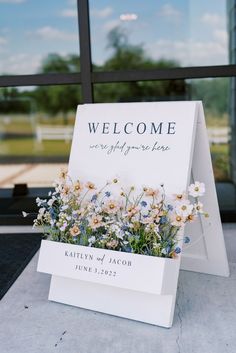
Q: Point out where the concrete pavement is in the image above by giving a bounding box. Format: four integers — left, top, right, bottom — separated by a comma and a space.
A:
0, 223, 235, 353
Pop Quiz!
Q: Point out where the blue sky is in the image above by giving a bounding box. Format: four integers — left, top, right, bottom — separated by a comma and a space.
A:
0, 0, 228, 74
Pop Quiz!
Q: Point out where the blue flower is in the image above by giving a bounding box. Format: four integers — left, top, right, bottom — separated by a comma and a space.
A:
79, 224, 86, 234
140, 201, 147, 207
160, 216, 167, 224
184, 236, 190, 244
91, 194, 97, 202
167, 204, 173, 211
105, 191, 111, 197
49, 209, 56, 219
175, 247, 181, 254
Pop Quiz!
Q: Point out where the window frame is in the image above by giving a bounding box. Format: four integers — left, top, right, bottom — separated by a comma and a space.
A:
0, 0, 235, 223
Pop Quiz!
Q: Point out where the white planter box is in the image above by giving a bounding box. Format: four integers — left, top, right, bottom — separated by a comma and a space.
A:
37, 240, 181, 327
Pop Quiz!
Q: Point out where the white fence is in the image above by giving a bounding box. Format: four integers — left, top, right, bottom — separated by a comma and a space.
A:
36, 125, 74, 142
207, 127, 231, 144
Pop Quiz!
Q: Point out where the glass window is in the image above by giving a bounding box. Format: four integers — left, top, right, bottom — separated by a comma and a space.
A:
190, 78, 231, 183
94, 78, 231, 183
89, 0, 228, 70
0, 84, 81, 188
0, 0, 80, 75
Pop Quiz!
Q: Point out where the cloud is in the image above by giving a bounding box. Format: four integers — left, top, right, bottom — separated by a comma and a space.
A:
213, 29, 228, 45
146, 37, 228, 66
31, 26, 77, 41
0, 36, 7, 45
0, 53, 42, 75
60, 9, 77, 18
0, 0, 25, 3
91, 7, 113, 19
201, 13, 225, 27
158, 4, 182, 23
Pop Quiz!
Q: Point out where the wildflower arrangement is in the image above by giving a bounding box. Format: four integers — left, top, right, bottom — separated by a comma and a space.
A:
34, 170, 208, 259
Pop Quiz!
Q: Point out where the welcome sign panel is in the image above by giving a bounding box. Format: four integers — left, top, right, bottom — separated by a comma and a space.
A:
69, 102, 197, 194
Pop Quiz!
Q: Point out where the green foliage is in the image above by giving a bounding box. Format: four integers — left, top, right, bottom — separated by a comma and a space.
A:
191, 78, 229, 115
93, 27, 186, 103
39, 53, 80, 73
0, 88, 33, 113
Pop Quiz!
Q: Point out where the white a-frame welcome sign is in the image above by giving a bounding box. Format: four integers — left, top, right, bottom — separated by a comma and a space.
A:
37, 101, 229, 328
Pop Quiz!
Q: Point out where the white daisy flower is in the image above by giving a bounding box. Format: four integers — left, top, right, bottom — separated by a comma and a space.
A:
194, 201, 204, 213
188, 182, 205, 198
175, 200, 193, 218
170, 214, 186, 227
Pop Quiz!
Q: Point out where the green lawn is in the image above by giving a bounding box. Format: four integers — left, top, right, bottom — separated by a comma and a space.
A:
0, 138, 71, 157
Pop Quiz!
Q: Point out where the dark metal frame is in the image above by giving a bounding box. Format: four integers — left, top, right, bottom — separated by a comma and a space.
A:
0, 0, 235, 222
2, 65, 236, 88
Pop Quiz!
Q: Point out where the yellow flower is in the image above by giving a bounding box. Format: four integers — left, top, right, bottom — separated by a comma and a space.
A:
186, 214, 196, 222
74, 181, 83, 193
62, 184, 71, 196
104, 200, 120, 214
127, 204, 139, 218
59, 168, 67, 180
86, 182, 96, 190
89, 215, 103, 229
145, 188, 159, 197
172, 192, 187, 202
70, 225, 80, 236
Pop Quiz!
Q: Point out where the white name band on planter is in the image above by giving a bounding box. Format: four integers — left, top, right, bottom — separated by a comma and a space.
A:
38, 240, 180, 296
37, 101, 229, 328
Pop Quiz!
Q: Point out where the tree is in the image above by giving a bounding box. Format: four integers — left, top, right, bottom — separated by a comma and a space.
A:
94, 27, 187, 103
33, 53, 81, 123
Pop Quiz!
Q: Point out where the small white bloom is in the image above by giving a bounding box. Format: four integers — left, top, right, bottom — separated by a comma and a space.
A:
88, 236, 96, 245
47, 198, 55, 206
22, 211, 29, 218
170, 214, 186, 227
37, 208, 46, 220
161, 248, 168, 255
175, 200, 193, 218
140, 209, 149, 218
36, 197, 46, 206
95, 206, 102, 213
194, 201, 204, 214
188, 182, 205, 198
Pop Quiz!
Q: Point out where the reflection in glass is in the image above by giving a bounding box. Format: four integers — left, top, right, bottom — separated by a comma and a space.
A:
94, 78, 231, 182
89, 0, 228, 70
0, 0, 80, 75
0, 85, 81, 187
